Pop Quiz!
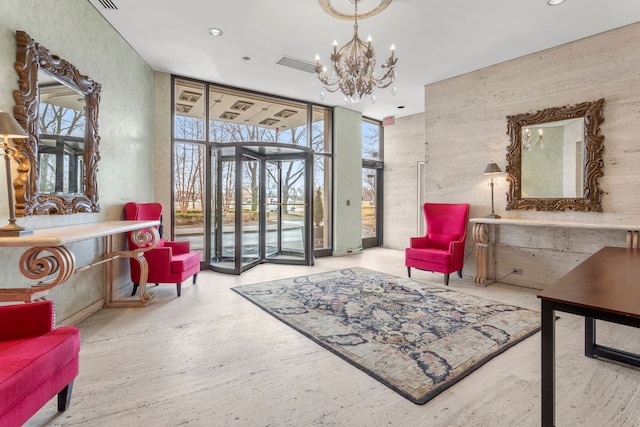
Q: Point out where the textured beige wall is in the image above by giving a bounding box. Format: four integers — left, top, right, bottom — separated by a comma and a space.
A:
385, 22, 640, 289
383, 113, 425, 250
0, 0, 155, 322
154, 72, 173, 236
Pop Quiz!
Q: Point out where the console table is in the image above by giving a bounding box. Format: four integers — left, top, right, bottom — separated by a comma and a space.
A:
469, 218, 640, 286
0, 220, 159, 307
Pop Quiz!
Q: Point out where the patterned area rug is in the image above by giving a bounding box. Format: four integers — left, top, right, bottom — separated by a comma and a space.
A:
232, 267, 540, 404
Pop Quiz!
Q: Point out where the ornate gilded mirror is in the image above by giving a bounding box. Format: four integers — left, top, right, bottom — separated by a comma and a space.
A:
13, 30, 101, 215
505, 99, 605, 212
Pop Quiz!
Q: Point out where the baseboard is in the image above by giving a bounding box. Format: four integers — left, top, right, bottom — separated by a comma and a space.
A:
58, 299, 104, 327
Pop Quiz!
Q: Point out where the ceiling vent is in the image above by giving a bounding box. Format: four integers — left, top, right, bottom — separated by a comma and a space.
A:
220, 111, 240, 120
259, 118, 280, 126
175, 104, 192, 114
178, 90, 202, 103
230, 100, 254, 111
275, 55, 316, 74
274, 109, 297, 118
97, 0, 118, 10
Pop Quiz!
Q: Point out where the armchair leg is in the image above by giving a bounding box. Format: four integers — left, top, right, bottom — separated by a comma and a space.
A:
193, 272, 198, 285
407, 267, 411, 278
444, 273, 450, 286
457, 269, 463, 279
57, 381, 74, 412
176, 283, 182, 297
131, 283, 139, 296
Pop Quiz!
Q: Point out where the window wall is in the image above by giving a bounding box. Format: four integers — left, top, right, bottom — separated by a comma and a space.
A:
171, 77, 333, 264
174, 80, 206, 260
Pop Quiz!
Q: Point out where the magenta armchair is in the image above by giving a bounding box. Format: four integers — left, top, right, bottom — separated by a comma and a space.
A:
405, 203, 470, 286
0, 301, 80, 426
125, 202, 200, 297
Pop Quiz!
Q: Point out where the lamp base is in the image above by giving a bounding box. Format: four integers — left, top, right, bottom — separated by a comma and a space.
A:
0, 222, 33, 237
485, 214, 501, 219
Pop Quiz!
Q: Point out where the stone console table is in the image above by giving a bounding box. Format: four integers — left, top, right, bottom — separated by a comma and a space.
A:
0, 220, 159, 307
469, 218, 640, 286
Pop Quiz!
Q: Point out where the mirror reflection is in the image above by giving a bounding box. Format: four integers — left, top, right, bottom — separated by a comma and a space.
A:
38, 71, 86, 195
505, 98, 604, 212
520, 118, 584, 199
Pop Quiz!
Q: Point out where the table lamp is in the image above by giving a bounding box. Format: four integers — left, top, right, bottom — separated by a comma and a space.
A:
483, 162, 502, 219
0, 111, 32, 236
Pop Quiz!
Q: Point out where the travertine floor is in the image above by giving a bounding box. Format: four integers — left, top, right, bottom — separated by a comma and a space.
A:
26, 248, 640, 427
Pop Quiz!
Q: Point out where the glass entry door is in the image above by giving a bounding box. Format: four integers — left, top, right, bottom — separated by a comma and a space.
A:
362, 161, 383, 249
209, 143, 312, 274
265, 159, 307, 262
240, 152, 261, 269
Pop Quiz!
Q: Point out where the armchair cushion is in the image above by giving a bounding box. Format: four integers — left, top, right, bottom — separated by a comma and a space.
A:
171, 252, 201, 272
0, 329, 79, 413
405, 247, 452, 266
0, 301, 80, 426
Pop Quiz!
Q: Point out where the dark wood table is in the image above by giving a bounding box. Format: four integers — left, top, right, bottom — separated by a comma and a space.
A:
537, 246, 640, 426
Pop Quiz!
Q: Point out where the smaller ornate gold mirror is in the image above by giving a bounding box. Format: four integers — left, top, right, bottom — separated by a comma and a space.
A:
505, 99, 605, 212
13, 30, 101, 215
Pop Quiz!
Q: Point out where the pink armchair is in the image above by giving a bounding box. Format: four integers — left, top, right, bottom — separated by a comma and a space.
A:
0, 301, 80, 426
124, 202, 200, 297
405, 203, 470, 286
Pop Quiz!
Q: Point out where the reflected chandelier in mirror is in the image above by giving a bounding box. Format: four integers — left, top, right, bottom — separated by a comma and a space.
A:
13, 30, 101, 215
505, 99, 605, 212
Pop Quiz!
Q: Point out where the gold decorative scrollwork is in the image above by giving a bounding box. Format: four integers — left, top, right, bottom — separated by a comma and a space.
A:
130, 252, 154, 305
19, 245, 75, 289
129, 227, 159, 250
506, 99, 605, 212
105, 227, 158, 307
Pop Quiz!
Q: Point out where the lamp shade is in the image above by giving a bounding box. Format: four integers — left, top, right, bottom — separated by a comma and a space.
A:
483, 162, 502, 175
0, 112, 27, 138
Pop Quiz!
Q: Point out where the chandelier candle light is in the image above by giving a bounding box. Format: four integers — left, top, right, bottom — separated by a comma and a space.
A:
315, 0, 398, 103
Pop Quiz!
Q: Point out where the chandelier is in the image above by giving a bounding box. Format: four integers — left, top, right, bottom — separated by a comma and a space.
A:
314, 0, 398, 103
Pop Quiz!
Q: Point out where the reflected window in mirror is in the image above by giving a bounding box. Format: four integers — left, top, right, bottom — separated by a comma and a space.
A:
506, 99, 604, 212
38, 71, 86, 195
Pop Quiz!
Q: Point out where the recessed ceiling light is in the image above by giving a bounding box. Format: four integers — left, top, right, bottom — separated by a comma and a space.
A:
547, 0, 566, 5
208, 28, 223, 37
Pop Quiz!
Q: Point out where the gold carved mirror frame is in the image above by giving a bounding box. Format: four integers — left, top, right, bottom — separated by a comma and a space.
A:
505, 98, 605, 212
13, 30, 101, 215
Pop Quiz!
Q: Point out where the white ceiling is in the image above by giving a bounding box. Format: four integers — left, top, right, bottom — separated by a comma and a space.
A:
88, 0, 640, 121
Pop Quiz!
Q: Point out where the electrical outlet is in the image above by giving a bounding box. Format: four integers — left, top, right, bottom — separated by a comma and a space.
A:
512, 268, 523, 275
